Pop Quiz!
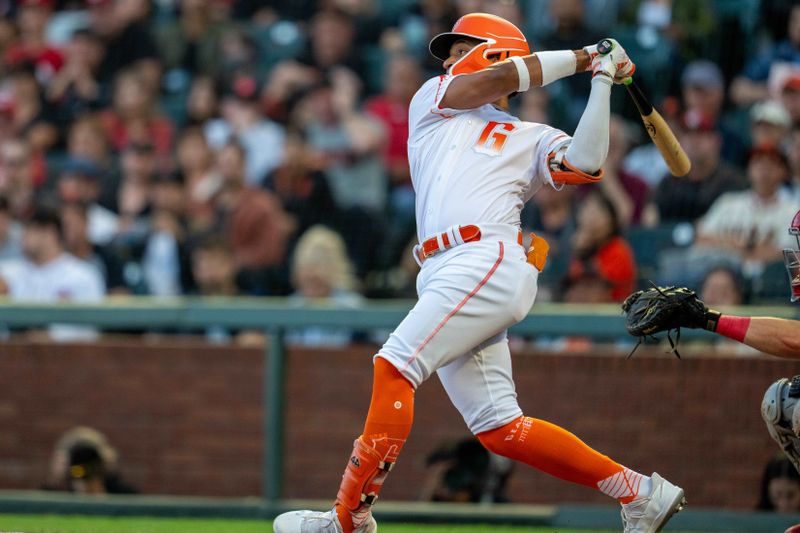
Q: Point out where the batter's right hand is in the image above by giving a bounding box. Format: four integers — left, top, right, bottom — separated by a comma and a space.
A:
590, 38, 635, 83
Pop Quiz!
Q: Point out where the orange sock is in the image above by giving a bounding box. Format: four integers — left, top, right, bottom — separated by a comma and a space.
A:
477, 416, 646, 504
335, 357, 414, 532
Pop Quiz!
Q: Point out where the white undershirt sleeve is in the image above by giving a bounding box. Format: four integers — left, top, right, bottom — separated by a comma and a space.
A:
564, 76, 612, 173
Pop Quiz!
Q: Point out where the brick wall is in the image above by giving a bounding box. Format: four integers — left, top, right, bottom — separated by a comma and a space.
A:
0, 339, 793, 509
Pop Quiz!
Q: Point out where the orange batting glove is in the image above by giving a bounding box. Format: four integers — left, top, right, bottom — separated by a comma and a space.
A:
527, 233, 549, 272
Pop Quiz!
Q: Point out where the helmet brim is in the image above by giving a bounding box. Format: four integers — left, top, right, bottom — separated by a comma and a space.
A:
429, 32, 488, 61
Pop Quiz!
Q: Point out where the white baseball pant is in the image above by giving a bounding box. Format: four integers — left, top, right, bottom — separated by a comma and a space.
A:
377, 224, 537, 434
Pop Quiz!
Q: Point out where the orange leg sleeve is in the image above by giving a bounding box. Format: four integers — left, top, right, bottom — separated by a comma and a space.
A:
335, 357, 414, 532
477, 416, 625, 490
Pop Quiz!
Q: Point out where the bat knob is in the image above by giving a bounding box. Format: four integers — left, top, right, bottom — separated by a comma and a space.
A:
596, 38, 613, 55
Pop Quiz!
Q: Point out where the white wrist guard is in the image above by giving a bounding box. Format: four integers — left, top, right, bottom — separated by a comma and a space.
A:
508, 56, 530, 92
535, 50, 578, 86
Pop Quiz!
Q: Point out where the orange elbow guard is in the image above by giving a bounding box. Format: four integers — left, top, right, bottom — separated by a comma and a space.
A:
547, 150, 604, 185
527, 233, 549, 272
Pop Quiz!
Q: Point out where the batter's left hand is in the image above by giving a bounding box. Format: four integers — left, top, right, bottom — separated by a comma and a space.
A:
590, 38, 636, 84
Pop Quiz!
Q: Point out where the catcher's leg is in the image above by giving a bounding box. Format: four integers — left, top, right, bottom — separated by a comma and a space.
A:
762, 376, 800, 472
334, 357, 414, 532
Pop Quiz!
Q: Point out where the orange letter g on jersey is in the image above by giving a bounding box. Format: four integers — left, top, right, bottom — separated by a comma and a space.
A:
474, 121, 515, 156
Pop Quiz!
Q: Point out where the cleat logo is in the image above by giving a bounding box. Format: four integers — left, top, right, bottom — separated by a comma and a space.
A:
350, 456, 361, 468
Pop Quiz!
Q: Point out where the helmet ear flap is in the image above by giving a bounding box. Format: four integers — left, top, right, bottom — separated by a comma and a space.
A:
449, 41, 492, 75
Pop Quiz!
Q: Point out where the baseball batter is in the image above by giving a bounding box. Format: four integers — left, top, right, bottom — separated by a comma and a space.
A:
275, 13, 685, 533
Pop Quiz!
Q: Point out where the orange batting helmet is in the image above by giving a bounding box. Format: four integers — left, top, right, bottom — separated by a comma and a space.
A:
429, 13, 530, 76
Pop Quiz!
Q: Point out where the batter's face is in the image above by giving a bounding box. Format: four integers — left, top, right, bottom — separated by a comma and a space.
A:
443, 38, 483, 71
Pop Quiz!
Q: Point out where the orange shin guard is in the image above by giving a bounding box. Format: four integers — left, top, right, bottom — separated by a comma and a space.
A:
336, 437, 394, 512
477, 416, 624, 489
335, 357, 414, 532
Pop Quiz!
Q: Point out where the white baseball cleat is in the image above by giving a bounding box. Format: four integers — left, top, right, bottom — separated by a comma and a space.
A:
620, 473, 686, 533
272, 508, 377, 533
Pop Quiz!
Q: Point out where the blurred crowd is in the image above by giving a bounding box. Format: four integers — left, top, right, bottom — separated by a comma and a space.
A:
0, 0, 797, 325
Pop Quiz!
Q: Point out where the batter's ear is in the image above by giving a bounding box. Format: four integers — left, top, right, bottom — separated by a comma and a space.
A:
547, 150, 604, 185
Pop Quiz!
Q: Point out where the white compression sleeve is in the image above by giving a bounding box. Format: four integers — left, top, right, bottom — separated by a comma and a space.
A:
564, 76, 612, 173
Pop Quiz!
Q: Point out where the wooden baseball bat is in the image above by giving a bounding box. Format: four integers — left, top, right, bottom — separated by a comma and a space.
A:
623, 77, 691, 177
595, 39, 691, 177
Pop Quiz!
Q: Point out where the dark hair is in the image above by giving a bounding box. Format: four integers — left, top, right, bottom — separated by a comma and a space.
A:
584, 189, 622, 238
701, 264, 746, 302
26, 205, 62, 238
757, 455, 800, 510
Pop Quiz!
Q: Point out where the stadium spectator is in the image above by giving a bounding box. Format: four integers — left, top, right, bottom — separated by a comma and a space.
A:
46, 28, 106, 123
291, 71, 386, 213
0, 138, 37, 220
215, 140, 290, 294
65, 114, 112, 171
617, 0, 715, 62
757, 455, 800, 513
6, 67, 58, 152
680, 60, 747, 166
582, 114, 649, 227
521, 184, 577, 299
364, 54, 421, 221
5, 0, 63, 86
534, 0, 600, 129
731, 4, 800, 107
644, 110, 747, 225
517, 85, 553, 124
700, 265, 745, 307
42, 426, 138, 494
100, 67, 174, 159
287, 224, 363, 347
88, 0, 161, 90
215, 27, 259, 80
300, 9, 363, 79
0, 196, 22, 261
175, 128, 220, 233
231, 0, 316, 22
364, 54, 421, 264
204, 72, 285, 186
57, 156, 118, 245
184, 75, 219, 127
263, 133, 338, 243
189, 232, 266, 344
155, 0, 233, 78
116, 141, 157, 236
562, 190, 636, 303
781, 73, 800, 129
695, 143, 797, 264
750, 100, 792, 149
191, 233, 238, 297
261, 59, 321, 124
59, 201, 112, 282
0, 205, 104, 340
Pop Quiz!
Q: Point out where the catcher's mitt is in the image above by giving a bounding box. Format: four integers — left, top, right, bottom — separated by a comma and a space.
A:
621, 285, 720, 358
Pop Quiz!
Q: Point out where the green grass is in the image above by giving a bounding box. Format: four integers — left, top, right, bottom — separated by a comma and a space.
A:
0, 514, 621, 533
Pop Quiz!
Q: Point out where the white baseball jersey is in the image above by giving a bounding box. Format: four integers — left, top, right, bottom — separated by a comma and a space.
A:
378, 74, 574, 434
408, 74, 571, 241
0, 253, 105, 341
